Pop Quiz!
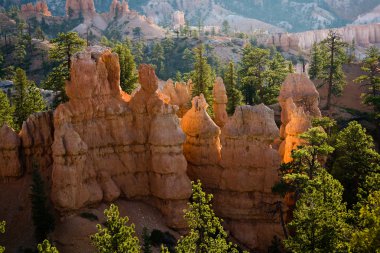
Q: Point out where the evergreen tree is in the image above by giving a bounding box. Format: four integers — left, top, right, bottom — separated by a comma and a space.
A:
0, 221, 5, 253
37, 240, 59, 253
30, 168, 55, 243
151, 42, 165, 77
13, 68, 46, 129
354, 46, 380, 118
264, 52, 291, 105
34, 26, 45, 41
331, 121, 380, 207
238, 45, 270, 105
284, 170, 351, 253
222, 20, 230, 35
90, 204, 141, 253
132, 42, 145, 66
347, 39, 356, 64
350, 191, 380, 252
176, 181, 240, 253
113, 43, 138, 93
0, 90, 15, 129
190, 44, 214, 105
42, 65, 67, 108
308, 42, 325, 80
49, 32, 86, 78
224, 61, 243, 115
319, 30, 347, 110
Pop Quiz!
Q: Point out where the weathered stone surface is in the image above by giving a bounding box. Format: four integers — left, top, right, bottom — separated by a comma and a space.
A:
213, 77, 228, 128
21, 1, 52, 18
51, 47, 190, 228
161, 79, 192, 118
66, 0, 96, 18
182, 95, 221, 165
0, 125, 21, 179
183, 103, 283, 251
278, 74, 321, 163
109, 0, 130, 19
172, 10, 185, 30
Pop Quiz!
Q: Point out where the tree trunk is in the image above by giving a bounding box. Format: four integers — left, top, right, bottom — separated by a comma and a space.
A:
326, 38, 335, 110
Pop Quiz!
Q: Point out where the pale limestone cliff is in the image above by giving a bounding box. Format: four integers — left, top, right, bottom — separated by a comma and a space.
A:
51, 47, 190, 228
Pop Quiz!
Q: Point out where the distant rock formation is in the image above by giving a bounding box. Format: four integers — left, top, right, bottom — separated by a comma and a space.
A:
278, 74, 321, 163
51, 47, 191, 228
172, 10, 185, 30
66, 0, 96, 18
213, 77, 228, 128
266, 23, 380, 52
182, 95, 283, 251
20, 1, 52, 18
108, 0, 130, 19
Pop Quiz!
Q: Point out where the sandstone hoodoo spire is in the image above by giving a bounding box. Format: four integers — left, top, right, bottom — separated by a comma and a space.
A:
21, 1, 52, 18
109, 0, 130, 19
66, 0, 96, 18
213, 77, 228, 128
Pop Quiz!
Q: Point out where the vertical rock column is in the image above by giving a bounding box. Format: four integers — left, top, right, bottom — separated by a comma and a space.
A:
213, 77, 228, 128
0, 125, 21, 180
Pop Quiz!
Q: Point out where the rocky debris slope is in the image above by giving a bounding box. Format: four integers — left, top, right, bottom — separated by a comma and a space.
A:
278, 74, 321, 163
51, 46, 191, 228
182, 94, 283, 251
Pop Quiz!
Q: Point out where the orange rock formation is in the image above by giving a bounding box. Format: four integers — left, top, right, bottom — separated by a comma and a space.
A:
66, 0, 96, 18
213, 77, 228, 128
0, 125, 21, 179
51, 47, 191, 228
21, 1, 52, 18
109, 0, 130, 19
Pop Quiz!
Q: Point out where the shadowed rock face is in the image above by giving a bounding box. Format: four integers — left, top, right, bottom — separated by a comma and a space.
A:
0, 125, 21, 179
278, 74, 321, 163
51, 47, 191, 228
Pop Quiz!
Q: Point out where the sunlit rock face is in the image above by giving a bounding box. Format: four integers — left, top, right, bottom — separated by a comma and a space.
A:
182, 97, 283, 251
278, 74, 321, 163
66, 0, 96, 18
108, 0, 130, 19
161, 79, 192, 118
0, 125, 21, 179
213, 77, 228, 128
51, 47, 191, 228
20, 1, 52, 18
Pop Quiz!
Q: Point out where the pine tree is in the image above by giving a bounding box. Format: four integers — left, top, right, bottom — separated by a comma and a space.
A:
0, 221, 5, 253
190, 44, 214, 105
0, 90, 15, 129
176, 181, 240, 253
222, 20, 230, 35
224, 61, 242, 115
42, 64, 67, 108
132, 42, 145, 66
354, 46, 380, 118
113, 43, 138, 93
151, 42, 165, 77
319, 30, 347, 110
308, 42, 325, 80
331, 121, 380, 207
284, 170, 351, 253
238, 45, 270, 105
350, 191, 380, 252
90, 204, 141, 253
37, 240, 59, 253
13, 68, 45, 129
30, 168, 55, 243
49, 32, 86, 79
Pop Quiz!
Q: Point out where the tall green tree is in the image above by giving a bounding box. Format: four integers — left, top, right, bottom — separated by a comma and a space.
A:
42, 65, 67, 108
176, 181, 240, 253
113, 43, 138, 93
224, 61, 243, 115
222, 20, 230, 35
30, 168, 55, 243
0, 90, 15, 128
284, 170, 351, 253
238, 45, 270, 105
355, 46, 380, 117
350, 191, 380, 252
331, 121, 380, 207
49, 32, 86, 77
319, 30, 347, 110
37, 240, 59, 253
190, 44, 214, 105
90, 204, 141, 253
13, 68, 46, 129
151, 42, 165, 77
309, 42, 325, 80
132, 42, 145, 66
0, 221, 5, 253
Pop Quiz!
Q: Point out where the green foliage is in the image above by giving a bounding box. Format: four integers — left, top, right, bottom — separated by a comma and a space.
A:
284, 170, 351, 253
30, 168, 55, 243
350, 191, 380, 252
113, 43, 138, 93
222, 20, 230, 35
37, 240, 59, 253
354, 46, 380, 118
0, 221, 5, 253
42, 64, 67, 108
12, 68, 46, 129
224, 61, 243, 115
176, 181, 240, 253
0, 90, 15, 129
331, 121, 380, 207
319, 30, 348, 109
190, 45, 215, 106
90, 204, 141, 253
142, 227, 152, 253
309, 42, 325, 80
238, 45, 290, 105
151, 42, 165, 76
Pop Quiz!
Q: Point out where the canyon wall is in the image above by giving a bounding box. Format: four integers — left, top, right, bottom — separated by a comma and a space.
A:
266, 23, 380, 52
51, 47, 191, 228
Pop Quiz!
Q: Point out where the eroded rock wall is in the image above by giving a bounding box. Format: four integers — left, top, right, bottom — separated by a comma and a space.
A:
0, 125, 21, 180
51, 47, 190, 228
